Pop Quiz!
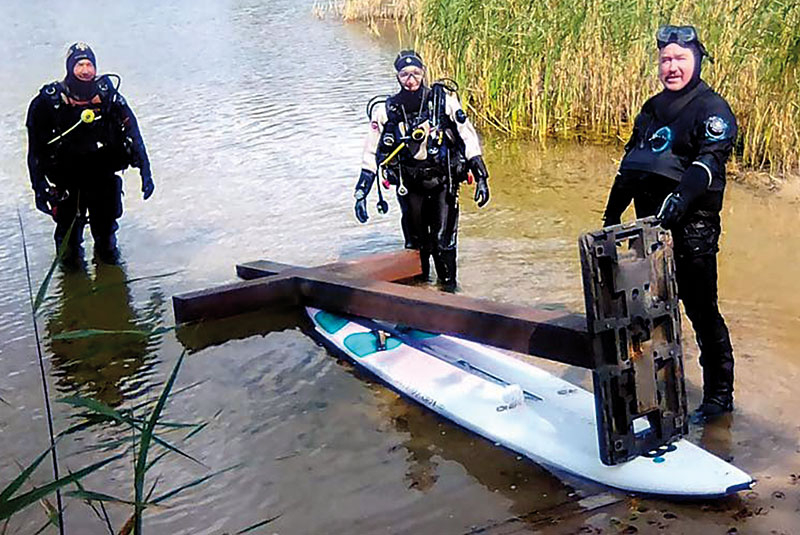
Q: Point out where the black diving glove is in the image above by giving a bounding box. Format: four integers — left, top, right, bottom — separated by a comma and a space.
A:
468, 156, 490, 208
658, 164, 708, 229
354, 169, 376, 223
354, 196, 369, 223
141, 170, 155, 200
657, 192, 689, 230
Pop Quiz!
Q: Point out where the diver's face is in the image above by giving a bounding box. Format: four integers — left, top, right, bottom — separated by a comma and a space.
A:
397, 66, 424, 92
73, 59, 96, 82
658, 43, 695, 91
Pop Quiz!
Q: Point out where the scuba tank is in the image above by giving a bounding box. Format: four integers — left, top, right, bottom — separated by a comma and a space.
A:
427, 80, 450, 160
366, 95, 395, 209
427, 79, 469, 192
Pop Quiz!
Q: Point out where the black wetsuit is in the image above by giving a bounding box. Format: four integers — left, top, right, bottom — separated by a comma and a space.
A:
603, 78, 738, 409
356, 79, 487, 288
26, 76, 150, 258
381, 87, 463, 285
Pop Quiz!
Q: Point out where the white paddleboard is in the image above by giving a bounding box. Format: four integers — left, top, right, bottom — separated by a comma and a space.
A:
306, 307, 754, 497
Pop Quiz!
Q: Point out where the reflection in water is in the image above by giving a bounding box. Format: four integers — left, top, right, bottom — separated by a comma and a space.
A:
46, 260, 164, 406
176, 306, 306, 354
375, 387, 583, 518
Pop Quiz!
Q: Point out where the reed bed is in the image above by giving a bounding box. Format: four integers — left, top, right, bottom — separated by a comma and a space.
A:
313, 0, 418, 21
340, 0, 800, 178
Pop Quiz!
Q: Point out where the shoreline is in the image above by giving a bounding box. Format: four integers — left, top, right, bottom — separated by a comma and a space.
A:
325, 0, 800, 184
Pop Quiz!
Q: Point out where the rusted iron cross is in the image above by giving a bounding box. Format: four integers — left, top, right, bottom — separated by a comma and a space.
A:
173, 249, 593, 368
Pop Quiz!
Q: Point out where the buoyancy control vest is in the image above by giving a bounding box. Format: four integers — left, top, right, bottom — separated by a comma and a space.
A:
36, 74, 134, 175
378, 82, 468, 188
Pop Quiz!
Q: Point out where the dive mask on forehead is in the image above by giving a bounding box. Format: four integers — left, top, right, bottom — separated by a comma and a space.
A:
656, 25, 698, 48
656, 25, 712, 62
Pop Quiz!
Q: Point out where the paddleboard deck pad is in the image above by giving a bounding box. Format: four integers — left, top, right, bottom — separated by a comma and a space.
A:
307, 307, 753, 497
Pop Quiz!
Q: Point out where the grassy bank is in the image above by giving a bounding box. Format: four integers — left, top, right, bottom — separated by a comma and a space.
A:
339, 0, 800, 178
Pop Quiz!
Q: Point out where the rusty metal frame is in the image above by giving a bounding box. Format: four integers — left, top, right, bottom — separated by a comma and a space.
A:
579, 218, 687, 465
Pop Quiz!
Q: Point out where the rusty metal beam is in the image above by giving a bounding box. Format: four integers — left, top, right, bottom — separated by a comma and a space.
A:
236, 249, 423, 281
236, 260, 296, 280
294, 273, 592, 368
234, 256, 591, 366
173, 275, 299, 326
175, 250, 421, 326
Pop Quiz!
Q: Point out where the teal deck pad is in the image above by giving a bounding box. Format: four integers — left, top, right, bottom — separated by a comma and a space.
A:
344, 332, 402, 357
395, 325, 439, 340
315, 311, 348, 334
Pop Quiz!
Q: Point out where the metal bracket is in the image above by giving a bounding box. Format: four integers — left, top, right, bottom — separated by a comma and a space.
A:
579, 218, 688, 465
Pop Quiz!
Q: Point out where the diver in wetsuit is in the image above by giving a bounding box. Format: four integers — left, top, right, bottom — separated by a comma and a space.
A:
602, 26, 738, 421
26, 42, 154, 263
354, 50, 490, 291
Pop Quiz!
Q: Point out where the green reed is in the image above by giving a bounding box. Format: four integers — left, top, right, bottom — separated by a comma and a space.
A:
5, 214, 276, 533
339, 0, 800, 178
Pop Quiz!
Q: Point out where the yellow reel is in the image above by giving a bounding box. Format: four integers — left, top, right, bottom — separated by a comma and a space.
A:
80, 109, 96, 123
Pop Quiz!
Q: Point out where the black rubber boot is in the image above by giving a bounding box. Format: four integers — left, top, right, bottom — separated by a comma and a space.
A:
692, 399, 733, 423
694, 346, 734, 423
699, 346, 734, 409
417, 249, 431, 282
434, 249, 457, 292
93, 232, 120, 265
